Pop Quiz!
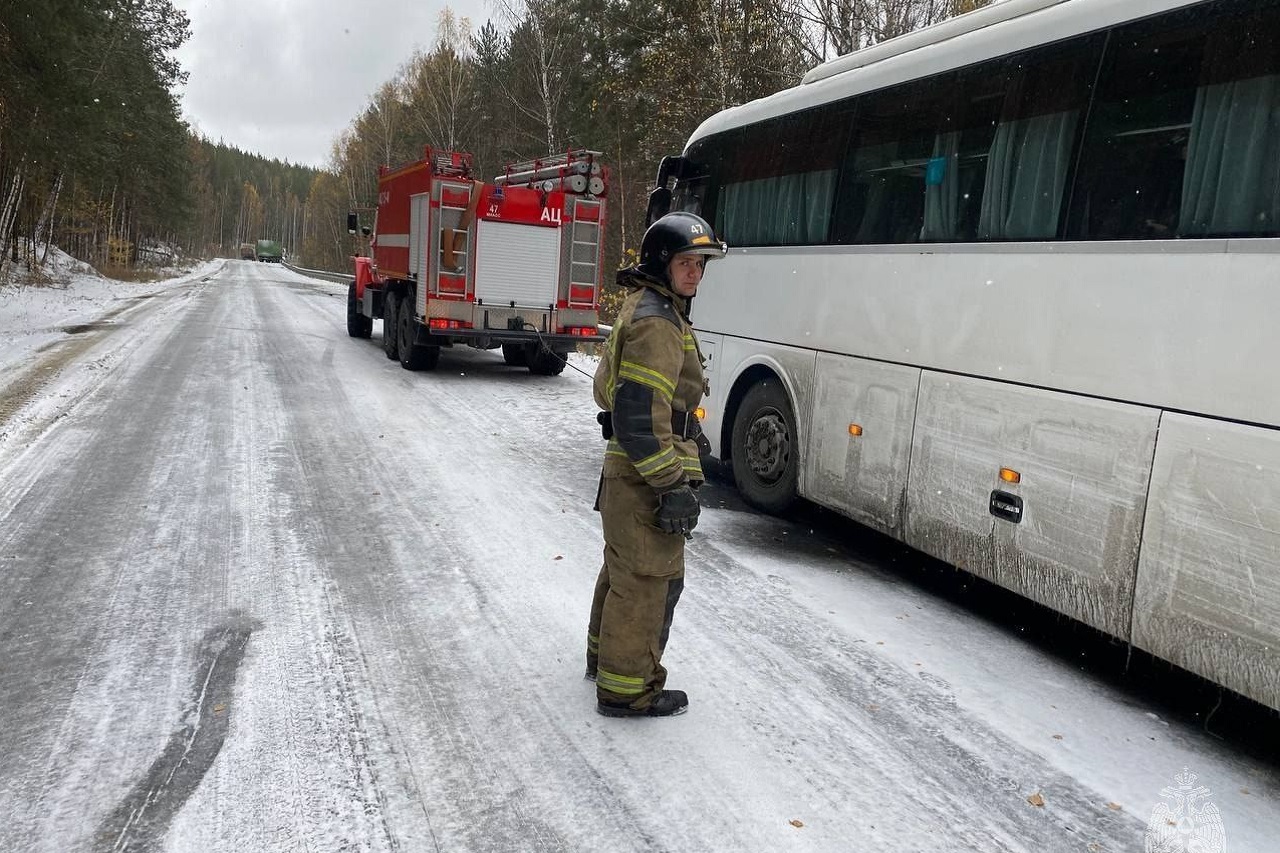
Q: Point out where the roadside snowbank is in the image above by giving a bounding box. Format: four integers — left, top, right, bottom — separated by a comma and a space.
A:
0, 248, 221, 377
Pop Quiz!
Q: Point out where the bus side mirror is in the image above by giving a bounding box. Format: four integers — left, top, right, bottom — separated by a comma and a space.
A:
347, 213, 358, 234
645, 187, 672, 227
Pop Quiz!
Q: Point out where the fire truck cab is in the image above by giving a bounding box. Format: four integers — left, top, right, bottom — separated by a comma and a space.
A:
346, 147, 608, 375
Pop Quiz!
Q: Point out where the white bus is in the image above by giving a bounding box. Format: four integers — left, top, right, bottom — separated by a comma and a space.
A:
649, 0, 1280, 711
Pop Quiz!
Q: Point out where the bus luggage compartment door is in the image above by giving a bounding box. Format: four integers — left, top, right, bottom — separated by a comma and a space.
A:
1132, 413, 1280, 710
903, 372, 1159, 639
805, 354, 920, 539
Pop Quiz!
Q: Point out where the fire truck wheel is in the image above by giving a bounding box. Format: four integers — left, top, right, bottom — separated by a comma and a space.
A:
501, 343, 528, 366
382, 292, 399, 360
346, 282, 372, 338
527, 344, 567, 376
397, 296, 440, 371
413, 344, 441, 371
730, 378, 799, 514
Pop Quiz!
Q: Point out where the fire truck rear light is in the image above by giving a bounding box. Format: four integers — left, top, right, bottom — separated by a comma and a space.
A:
568, 326, 596, 337
428, 318, 472, 330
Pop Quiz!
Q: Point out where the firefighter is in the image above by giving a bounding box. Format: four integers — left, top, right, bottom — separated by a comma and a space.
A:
586, 211, 726, 718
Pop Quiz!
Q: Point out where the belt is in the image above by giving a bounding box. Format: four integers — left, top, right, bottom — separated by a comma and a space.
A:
597, 410, 702, 441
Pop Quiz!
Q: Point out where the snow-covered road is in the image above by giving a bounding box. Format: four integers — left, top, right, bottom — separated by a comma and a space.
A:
0, 261, 1274, 852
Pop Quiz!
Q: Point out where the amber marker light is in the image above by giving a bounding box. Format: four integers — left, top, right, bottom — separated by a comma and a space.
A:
848, 423, 863, 437
694, 407, 706, 421
999, 468, 1021, 484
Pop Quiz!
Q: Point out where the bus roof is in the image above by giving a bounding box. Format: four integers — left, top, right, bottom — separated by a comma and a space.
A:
800, 0, 1070, 86
685, 0, 1196, 149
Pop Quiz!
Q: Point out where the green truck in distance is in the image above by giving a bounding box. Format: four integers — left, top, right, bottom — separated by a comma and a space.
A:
255, 239, 283, 263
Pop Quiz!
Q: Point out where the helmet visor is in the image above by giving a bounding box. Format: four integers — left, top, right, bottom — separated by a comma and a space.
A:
678, 235, 727, 259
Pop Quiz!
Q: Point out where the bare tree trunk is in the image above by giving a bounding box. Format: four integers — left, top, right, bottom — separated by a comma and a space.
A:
36, 171, 64, 268
615, 117, 628, 255
102, 184, 117, 268
0, 164, 27, 277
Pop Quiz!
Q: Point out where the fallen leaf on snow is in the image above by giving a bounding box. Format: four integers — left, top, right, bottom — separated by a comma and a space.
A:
789, 820, 804, 828
213, 704, 226, 713
1052, 734, 1063, 740
1027, 792, 1045, 807
554, 555, 563, 560
1106, 802, 1122, 811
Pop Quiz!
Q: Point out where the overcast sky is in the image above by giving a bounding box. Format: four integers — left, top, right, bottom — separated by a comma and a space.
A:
172, 0, 492, 169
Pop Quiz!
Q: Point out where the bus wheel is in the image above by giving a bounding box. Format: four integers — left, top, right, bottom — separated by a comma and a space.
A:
731, 378, 798, 514
346, 282, 371, 338
382, 291, 399, 360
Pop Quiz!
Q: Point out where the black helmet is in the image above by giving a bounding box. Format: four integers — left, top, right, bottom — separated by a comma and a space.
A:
638, 212, 727, 281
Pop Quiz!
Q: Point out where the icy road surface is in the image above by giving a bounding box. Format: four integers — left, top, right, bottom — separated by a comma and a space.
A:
0, 261, 1275, 852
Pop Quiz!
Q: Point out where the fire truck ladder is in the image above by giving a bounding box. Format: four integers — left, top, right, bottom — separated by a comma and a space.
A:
569, 200, 602, 307
438, 180, 481, 289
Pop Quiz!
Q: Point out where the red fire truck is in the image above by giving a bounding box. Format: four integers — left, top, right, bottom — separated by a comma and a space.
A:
345, 147, 609, 375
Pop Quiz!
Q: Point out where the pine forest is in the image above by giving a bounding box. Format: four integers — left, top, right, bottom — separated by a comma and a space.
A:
0, 0, 987, 282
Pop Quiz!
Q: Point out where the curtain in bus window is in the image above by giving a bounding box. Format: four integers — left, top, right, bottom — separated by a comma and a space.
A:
1179, 74, 1280, 235
978, 110, 1077, 240
921, 132, 960, 240
721, 170, 837, 245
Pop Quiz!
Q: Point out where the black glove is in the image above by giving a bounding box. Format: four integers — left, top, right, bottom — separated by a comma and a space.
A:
655, 483, 700, 537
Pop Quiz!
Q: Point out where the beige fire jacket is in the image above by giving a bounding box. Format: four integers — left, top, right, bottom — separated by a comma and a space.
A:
593, 269, 706, 492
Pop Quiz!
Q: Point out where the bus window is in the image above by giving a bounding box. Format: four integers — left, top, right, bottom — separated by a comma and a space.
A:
1068, 0, 1280, 239
671, 162, 710, 217
921, 60, 1013, 241
964, 35, 1102, 241
682, 134, 730, 232
832, 32, 1099, 245
715, 104, 850, 247
831, 76, 949, 245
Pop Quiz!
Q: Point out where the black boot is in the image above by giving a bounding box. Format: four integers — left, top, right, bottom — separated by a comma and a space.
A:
597, 689, 688, 718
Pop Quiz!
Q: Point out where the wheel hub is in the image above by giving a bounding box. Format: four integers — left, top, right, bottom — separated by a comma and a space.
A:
745, 409, 790, 484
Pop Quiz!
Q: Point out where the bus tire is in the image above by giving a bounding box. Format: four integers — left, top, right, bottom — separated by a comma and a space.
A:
731, 378, 799, 514
382, 291, 399, 360
346, 282, 372, 338
397, 296, 440, 371
502, 343, 528, 366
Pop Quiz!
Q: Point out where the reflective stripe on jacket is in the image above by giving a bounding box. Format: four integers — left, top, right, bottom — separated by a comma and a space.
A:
594, 270, 705, 490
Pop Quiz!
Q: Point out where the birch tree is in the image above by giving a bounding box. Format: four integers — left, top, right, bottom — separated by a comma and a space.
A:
493, 0, 574, 155
404, 11, 477, 154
